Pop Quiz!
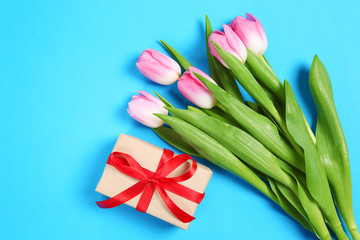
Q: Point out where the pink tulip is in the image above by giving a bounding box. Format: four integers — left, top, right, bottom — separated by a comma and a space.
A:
136, 49, 181, 85
208, 25, 247, 68
178, 67, 217, 109
127, 91, 168, 128
230, 13, 268, 57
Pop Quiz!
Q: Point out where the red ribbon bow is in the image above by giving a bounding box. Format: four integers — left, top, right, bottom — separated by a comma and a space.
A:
96, 149, 205, 223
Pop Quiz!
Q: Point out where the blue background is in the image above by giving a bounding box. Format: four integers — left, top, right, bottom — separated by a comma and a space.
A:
1, 1, 359, 239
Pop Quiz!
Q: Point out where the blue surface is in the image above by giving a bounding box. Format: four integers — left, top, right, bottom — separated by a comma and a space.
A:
1, 1, 359, 239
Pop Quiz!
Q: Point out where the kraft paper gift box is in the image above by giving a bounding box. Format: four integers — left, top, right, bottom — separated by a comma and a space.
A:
95, 134, 212, 230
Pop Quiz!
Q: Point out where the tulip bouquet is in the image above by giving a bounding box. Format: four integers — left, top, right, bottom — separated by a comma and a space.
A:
127, 13, 359, 240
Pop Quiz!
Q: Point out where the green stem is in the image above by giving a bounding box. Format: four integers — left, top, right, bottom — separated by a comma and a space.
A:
330, 224, 349, 240
259, 57, 312, 156
322, 234, 332, 240
350, 227, 360, 240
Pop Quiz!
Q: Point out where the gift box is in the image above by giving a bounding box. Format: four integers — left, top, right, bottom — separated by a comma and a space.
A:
95, 134, 212, 230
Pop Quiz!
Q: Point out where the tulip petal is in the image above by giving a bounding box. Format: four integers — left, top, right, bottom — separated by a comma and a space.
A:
178, 70, 217, 109
137, 90, 164, 107
209, 28, 247, 68
136, 61, 180, 85
147, 49, 181, 75
209, 31, 230, 67
127, 91, 168, 128
246, 13, 267, 42
188, 67, 216, 85
230, 13, 268, 56
137, 49, 181, 85
223, 24, 247, 63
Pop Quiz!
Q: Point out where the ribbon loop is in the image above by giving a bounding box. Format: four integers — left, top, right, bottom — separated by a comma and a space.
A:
155, 154, 195, 180
96, 149, 205, 223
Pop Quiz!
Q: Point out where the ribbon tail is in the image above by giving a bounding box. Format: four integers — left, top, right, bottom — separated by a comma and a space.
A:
96, 180, 148, 208
155, 185, 195, 223
136, 183, 156, 213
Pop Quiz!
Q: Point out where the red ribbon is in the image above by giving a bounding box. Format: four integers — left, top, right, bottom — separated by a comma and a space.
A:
96, 149, 205, 223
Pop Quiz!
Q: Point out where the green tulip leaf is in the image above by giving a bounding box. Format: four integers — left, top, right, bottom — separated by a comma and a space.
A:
154, 92, 173, 107
213, 58, 244, 102
205, 16, 244, 101
284, 80, 347, 239
153, 126, 200, 157
245, 49, 284, 101
194, 71, 305, 173
296, 181, 331, 240
165, 106, 293, 187
279, 161, 331, 240
187, 105, 206, 115
211, 41, 281, 125
169, 105, 331, 239
246, 101, 262, 114
212, 42, 303, 153
160, 40, 192, 70
268, 179, 313, 233
205, 15, 222, 88
202, 107, 238, 127
309, 55, 359, 240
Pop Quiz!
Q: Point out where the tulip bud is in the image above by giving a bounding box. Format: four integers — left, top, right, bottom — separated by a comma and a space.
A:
208, 25, 247, 68
136, 49, 181, 85
230, 13, 268, 57
127, 91, 168, 128
178, 67, 217, 109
